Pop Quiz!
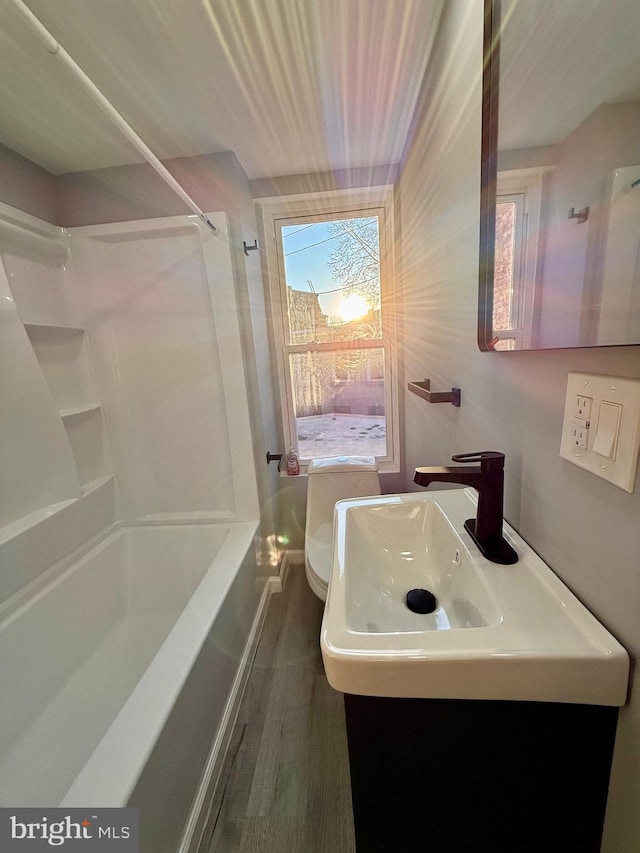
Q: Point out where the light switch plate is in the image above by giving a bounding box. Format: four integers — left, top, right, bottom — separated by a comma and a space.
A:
560, 372, 640, 492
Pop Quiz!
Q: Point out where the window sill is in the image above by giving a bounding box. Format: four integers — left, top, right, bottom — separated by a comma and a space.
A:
278, 460, 399, 479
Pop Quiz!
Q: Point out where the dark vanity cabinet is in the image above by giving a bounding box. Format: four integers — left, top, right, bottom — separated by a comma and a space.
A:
345, 695, 618, 853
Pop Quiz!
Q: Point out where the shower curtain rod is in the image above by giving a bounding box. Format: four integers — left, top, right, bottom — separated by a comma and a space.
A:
11, 0, 216, 233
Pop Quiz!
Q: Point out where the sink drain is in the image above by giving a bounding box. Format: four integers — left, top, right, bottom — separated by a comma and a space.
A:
406, 588, 437, 614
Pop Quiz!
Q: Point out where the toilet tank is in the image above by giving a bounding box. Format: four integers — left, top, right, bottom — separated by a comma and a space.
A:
306, 455, 381, 536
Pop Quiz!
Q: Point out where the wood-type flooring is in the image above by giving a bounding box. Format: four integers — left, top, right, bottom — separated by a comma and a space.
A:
201, 565, 356, 853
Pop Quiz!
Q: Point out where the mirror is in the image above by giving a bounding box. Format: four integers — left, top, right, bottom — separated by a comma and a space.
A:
479, 0, 640, 351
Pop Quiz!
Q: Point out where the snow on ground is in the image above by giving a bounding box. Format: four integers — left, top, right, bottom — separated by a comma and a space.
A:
296, 413, 386, 458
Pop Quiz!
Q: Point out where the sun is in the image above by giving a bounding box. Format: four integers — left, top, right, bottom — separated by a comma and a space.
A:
338, 294, 369, 323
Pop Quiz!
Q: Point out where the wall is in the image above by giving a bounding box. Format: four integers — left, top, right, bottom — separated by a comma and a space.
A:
398, 2, 640, 851
0, 142, 57, 223
250, 164, 399, 200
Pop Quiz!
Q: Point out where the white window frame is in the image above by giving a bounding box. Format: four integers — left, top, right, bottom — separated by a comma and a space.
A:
257, 186, 399, 473
494, 169, 547, 349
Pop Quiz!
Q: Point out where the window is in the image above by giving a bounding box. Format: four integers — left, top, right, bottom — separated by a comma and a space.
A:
492, 170, 545, 350
259, 188, 398, 470
365, 350, 385, 383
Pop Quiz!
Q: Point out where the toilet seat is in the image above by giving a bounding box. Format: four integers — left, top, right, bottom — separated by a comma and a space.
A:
305, 521, 333, 600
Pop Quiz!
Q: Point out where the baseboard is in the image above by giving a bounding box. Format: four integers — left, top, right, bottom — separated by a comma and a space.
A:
268, 548, 301, 594
287, 548, 305, 566
179, 574, 280, 853
279, 549, 296, 589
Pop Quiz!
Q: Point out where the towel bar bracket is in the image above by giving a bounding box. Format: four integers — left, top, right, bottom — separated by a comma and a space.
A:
408, 379, 461, 407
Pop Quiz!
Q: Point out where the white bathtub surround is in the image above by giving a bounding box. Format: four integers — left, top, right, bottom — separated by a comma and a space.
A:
1, 205, 259, 609
0, 207, 83, 529
68, 213, 259, 524
0, 202, 117, 605
1, 202, 266, 852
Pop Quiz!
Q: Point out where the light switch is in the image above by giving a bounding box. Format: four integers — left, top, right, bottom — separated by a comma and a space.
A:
560, 372, 640, 492
592, 402, 622, 459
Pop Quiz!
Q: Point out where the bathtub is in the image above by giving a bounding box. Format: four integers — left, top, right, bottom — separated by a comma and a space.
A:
0, 520, 261, 851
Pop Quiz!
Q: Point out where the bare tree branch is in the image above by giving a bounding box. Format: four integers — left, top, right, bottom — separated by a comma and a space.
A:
327, 217, 380, 305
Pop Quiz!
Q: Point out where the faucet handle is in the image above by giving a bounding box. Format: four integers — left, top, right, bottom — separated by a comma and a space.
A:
451, 451, 505, 471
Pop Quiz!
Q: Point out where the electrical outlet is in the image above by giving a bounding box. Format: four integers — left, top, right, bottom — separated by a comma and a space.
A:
571, 417, 589, 449
574, 395, 592, 420
560, 372, 640, 492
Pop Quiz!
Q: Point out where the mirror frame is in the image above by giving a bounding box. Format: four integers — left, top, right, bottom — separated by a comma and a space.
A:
478, 0, 500, 352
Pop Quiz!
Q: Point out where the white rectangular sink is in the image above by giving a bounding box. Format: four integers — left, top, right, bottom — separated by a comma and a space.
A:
321, 489, 629, 705
344, 495, 500, 633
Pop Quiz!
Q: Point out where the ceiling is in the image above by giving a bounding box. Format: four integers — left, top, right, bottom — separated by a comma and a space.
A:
0, 0, 444, 178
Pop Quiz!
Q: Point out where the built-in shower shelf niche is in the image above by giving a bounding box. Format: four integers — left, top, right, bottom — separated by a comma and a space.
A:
23, 322, 84, 335
0, 498, 78, 550
4, 253, 78, 327
62, 406, 110, 490
60, 404, 102, 421
0, 475, 116, 614
82, 474, 114, 498
22, 323, 111, 492
24, 322, 94, 412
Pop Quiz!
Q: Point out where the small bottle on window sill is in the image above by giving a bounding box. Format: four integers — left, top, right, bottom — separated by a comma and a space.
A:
286, 446, 300, 475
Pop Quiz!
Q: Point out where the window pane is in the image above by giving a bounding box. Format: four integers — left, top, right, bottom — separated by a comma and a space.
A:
290, 348, 387, 459
282, 217, 382, 345
493, 201, 516, 330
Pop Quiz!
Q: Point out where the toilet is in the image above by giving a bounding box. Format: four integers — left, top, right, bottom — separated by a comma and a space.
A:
305, 455, 381, 601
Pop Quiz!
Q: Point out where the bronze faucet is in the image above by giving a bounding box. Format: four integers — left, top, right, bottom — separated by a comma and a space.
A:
413, 451, 518, 564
